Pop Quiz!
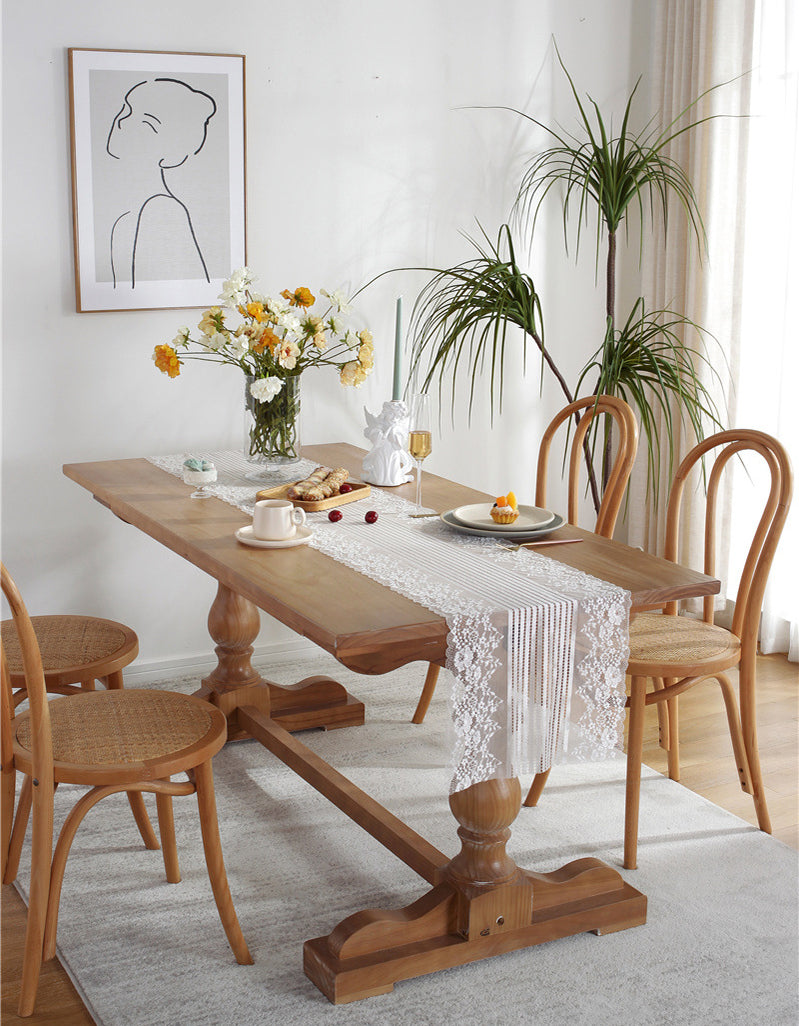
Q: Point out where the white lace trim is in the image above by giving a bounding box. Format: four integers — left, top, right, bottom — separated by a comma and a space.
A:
149, 451, 630, 792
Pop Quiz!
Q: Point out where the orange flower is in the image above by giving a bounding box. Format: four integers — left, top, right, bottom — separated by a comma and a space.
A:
251, 327, 281, 355
281, 286, 315, 308
153, 344, 181, 378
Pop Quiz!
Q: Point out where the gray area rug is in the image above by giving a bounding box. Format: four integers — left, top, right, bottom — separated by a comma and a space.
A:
14, 653, 799, 1026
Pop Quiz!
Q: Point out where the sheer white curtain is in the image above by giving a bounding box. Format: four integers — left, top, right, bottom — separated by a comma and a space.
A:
626, 0, 798, 660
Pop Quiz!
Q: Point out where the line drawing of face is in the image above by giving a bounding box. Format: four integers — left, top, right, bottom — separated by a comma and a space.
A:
104, 77, 218, 288
106, 77, 217, 168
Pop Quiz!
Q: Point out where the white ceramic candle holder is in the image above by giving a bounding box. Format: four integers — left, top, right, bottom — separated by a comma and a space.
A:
361, 400, 414, 486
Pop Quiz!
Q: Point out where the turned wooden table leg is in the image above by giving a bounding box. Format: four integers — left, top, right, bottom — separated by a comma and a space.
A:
194, 584, 271, 735
443, 777, 532, 939
194, 583, 364, 736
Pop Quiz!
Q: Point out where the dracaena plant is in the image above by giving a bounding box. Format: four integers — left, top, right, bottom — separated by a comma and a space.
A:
510, 46, 727, 497
408, 47, 728, 514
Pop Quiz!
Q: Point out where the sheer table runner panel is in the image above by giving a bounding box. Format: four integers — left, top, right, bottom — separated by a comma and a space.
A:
149, 452, 630, 791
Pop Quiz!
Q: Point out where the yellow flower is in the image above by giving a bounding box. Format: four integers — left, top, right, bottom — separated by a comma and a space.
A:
281, 286, 315, 308
153, 344, 181, 378
339, 360, 358, 386
198, 306, 224, 336
245, 301, 265, 322
304, 315, 327, 351
340, 360, 368, 387
357, 330, 375, 370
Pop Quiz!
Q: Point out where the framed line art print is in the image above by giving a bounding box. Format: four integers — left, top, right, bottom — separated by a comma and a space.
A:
68, 48, 246, 312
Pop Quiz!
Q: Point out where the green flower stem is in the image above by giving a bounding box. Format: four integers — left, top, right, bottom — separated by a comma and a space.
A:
245, 376, 300, 462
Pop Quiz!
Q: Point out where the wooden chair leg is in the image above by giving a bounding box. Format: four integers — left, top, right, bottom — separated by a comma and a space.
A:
43, 787, 103, 961
193, 760, 253, 965
624, 676, 648, 870
522, 769, 551, 807
714, 671, 752, 794
105, 670, 125, 690
127, 792, 160, 851
666, 684, 680, 781
1, 763, 15, 880
18, 773, 55, 1017
3, 776, 33, 884
652, 678, 669, 750
155, 791, 181, 883
79, 677, 96, 692
412, 663, 441, 724
737, 655, 771, 833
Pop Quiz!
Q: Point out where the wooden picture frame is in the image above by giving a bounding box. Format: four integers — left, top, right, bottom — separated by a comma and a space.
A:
68, 48, 246, 312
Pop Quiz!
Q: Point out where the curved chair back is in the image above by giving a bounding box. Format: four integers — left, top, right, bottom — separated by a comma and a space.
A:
663, 429, 793, 643
1, 565, 54, 803
535, 395, 639, 538
1, 564, 56, 968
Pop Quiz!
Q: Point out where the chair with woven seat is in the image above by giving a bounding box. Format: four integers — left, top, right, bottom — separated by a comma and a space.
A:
1, 563, 252, 1017
1, 609, 158, 873
411, 394, 639, 724
619, 428, 792, 869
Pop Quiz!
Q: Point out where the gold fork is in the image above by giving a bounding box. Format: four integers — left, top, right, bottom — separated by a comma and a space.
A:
502, 538, 583, 552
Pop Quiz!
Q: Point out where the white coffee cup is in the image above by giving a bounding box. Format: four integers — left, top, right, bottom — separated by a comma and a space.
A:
252, 499, 306, 541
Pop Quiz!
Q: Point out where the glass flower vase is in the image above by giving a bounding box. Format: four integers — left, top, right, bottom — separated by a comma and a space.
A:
243, 374, 301, 475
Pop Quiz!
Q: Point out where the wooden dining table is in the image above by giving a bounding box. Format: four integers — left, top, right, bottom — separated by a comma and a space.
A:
64, 441, 720, 1004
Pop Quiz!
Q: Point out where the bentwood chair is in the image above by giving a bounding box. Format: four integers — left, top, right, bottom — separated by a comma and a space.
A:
1, 564, 252, 1017
411, 395, 639, 724
618, 429, 792, 868
0, 611, 158, 871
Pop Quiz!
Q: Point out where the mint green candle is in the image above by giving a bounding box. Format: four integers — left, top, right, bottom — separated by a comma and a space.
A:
392, 296, 402, 400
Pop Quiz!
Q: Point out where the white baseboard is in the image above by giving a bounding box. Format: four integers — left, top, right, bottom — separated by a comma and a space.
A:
122, 637, 321, 685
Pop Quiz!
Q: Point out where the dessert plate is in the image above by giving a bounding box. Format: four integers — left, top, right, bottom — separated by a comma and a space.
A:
450, 503, 556, 532
235, 525, 314, 549
440, 510, 564, 540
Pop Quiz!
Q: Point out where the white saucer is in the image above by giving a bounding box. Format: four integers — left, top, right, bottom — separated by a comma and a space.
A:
235, 525, 314, 549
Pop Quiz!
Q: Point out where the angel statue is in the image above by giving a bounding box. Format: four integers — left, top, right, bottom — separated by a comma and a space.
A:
361, 401, 414, 486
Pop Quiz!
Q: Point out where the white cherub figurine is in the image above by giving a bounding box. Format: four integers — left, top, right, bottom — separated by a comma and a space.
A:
361, 401, 415, 486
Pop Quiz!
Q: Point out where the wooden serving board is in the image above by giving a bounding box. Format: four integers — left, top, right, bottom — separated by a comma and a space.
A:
256, 479, 371, 512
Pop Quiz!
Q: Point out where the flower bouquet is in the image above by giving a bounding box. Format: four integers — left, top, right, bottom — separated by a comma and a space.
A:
153, 268, 375, 468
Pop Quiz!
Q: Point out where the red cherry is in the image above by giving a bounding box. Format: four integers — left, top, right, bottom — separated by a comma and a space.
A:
328, 509, 343, 522
339, 482, 353, 494
365, 510, 378, 524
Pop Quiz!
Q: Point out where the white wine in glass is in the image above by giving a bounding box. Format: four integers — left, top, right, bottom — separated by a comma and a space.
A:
408, 393, 433, 510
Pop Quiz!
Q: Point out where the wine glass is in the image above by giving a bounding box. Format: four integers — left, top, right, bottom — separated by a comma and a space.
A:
407, 393, 433, 511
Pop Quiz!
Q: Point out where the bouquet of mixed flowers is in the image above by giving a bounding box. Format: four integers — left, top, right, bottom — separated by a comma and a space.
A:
153, 267, 375, 463
153, 266, 375, 388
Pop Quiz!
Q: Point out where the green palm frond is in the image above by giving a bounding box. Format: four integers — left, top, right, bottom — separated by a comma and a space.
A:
407, 224, 550, 422
504, 45, 736, 264
576, 298, 727, 503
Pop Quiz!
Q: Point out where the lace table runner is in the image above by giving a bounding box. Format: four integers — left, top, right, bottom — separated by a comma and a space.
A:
149, 451, 630, 792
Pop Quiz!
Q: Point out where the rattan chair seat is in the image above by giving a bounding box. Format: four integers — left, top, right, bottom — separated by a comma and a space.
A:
627, 612, 741, 677
13, 690, 226, 783
1, 615, 138, 687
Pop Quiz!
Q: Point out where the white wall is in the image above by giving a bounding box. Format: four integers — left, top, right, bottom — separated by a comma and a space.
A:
1, 0, 651, 673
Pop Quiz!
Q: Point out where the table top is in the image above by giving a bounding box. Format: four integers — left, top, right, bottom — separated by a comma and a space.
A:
63, 442, 720, 674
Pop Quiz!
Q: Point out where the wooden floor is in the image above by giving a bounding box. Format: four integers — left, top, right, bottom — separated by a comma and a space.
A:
2, 652, 797, 1024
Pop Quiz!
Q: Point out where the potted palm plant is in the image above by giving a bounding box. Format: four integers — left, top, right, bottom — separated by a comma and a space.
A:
408, 50, 726, 513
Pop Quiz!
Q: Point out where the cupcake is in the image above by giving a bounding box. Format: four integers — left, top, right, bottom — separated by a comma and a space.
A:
490, 492, 519, 525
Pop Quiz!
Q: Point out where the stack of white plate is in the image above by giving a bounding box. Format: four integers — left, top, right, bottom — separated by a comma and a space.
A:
440, 503, 564, 540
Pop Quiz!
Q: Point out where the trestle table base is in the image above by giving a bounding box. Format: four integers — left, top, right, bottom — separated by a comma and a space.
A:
238, 708, 646, 1005
198, 583, 646, 1004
